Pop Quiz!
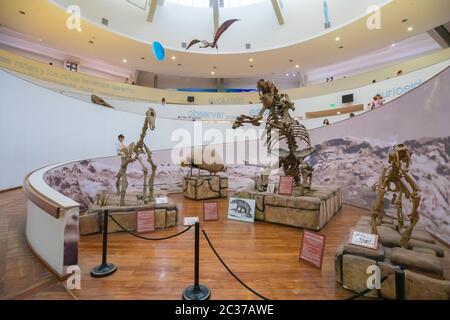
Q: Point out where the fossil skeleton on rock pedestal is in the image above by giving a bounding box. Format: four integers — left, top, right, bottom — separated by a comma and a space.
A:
232, 79, 315, 194
115, 108, 157, 206
371, 144, 421, 247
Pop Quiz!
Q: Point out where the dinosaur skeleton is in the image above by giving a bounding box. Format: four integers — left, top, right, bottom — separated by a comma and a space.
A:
233, 79, 315, 194
370, 144, 421, 247
116, 108, 157, 206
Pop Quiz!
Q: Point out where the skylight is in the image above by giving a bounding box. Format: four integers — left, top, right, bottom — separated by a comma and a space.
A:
167, 0, 267, 8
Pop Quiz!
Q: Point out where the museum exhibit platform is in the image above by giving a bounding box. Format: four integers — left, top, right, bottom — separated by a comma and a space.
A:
336, 216, 450, 299
183, 175, 228, 200
82, 192, 179, 235
235, 185, 342, 230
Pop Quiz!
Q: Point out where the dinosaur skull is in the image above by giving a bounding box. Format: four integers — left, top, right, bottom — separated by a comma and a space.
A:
146, 108, 156, 130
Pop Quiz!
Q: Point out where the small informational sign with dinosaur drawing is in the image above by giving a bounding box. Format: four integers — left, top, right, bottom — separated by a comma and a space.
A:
227, 198, 256, 223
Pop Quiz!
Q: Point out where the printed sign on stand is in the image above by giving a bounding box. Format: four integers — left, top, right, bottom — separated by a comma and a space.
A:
299, 230, 326, 270
183, 216, 200, 226
278, 176, 294, 196
203, 202, 219, 221
349, 230, 379, 250
137, 210, 155, 233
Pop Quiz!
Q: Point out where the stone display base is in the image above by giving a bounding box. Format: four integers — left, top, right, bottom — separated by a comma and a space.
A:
80, 192, 179, 235
235, 185, 342, 230
335, 216, 450, 299
183, 175, 228, 200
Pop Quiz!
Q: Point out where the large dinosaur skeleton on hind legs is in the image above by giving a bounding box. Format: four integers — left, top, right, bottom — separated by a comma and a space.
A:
232, 79, 315, 194
116, 108, 157, 206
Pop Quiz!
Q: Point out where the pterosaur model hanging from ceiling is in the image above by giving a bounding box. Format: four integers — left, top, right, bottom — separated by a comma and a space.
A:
186, 19, 240, 50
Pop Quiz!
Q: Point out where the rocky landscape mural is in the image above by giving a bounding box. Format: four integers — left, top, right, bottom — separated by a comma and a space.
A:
44, 134, 450, 243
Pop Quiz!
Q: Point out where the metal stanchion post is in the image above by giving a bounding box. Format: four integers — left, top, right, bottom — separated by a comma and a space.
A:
395, 269, 406, 300
91, 210, 117, 277
182, 222, 211, 300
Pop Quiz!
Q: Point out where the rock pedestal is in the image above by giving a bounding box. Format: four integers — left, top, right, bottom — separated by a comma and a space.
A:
183, 175, 228, 200
235, 185, 342, 230
335, 216, 450, 299
81, 192, 179, 235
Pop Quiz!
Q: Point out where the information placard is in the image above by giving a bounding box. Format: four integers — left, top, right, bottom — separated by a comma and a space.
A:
278, 176, 293, 196
349, 230, 379, 250
155, 196, 169, 205
183, 217, 200, 226
203, 202, 219, 221
299, 231, 326, 269
137, 210, 155, 234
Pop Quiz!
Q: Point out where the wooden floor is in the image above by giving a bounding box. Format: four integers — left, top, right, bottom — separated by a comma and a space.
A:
2, 189, 446, 300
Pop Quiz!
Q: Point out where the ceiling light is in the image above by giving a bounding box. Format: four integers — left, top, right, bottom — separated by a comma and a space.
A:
335, 37, 340, 41
337, 112, 341, 115
141, 57, 145, 60
249, 58, 253, 62
286, 73, 289, 77
391, 43, 396, 47
295, 64, 299, 69
122, 59, 127, 63
408, 27, 413, 31
211, 71, 215, 75
402, 18, 408, 23
77, 27, 82, 32
171, 56, 176, 60
19, 11, 26, 15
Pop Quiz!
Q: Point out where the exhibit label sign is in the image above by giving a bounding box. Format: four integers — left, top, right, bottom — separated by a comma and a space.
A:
349, 230, 379, 250
299, 231, 326, 269
266, 183, 276, 194
203, 202, 219, 221
156, 196, 169, 205
137, 210, 155, 233
278, 176, 294, 196
183, 217, 200, 226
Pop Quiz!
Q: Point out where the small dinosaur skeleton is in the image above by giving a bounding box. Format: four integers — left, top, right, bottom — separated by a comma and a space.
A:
370, 144, 421, 247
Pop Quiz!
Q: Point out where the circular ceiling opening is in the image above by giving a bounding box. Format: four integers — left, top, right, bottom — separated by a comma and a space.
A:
166, 0, 267, 8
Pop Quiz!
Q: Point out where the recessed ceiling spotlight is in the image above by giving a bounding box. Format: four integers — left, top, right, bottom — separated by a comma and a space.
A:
339, 45, 344, 49
141, 57, 145, 60
286, 73, 289, 77
19, 11, 26, 15
295, 64, 299, 69
402, 18, 408, 23
289, 59, 293, 62
335, 37, 340, 41
178, 63, 182, 66
249, 58, 253, 62
38, 38, 43, 42
171, 56, 176, 60
213, 66, 217, 69
77, 27, 82, 32
407, 27, 413, 32
250, 65, 254, 68
391, 43, 396, 47
122, 59, 127, 63
89, 40, 94, 44
211, 71, 215, 75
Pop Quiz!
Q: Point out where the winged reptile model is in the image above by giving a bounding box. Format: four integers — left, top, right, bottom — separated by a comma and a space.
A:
186, 19, 240, 50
